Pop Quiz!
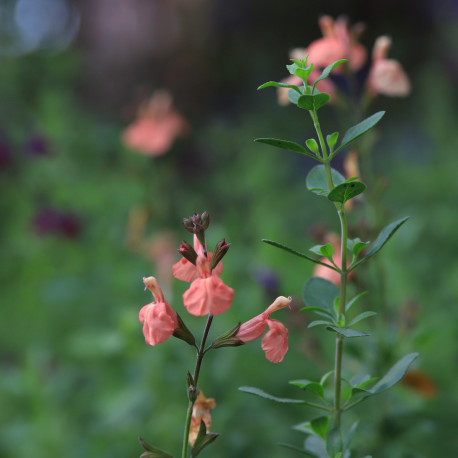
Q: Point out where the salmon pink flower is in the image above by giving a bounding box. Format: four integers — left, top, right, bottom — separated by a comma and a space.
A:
173, 235, 223, 282
237, 296, 291, 363
182, 254, 234, 316
122, 90, 188, 156
367, 36, 411, 97
307, 15, 367, 72
139, 276, 178, 345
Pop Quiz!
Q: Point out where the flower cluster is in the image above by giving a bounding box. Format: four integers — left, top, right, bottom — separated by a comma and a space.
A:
138, 212, 291, 363
278, 15, 410, 105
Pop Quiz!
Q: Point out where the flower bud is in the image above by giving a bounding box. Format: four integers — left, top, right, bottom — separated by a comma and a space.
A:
210, 238, 230, 271
182, 212, 209, 248
201, 211, 210, 230
178, 239, 198, 265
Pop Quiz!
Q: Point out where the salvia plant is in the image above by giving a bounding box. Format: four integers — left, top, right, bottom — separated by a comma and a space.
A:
136, 55, 417, 458
238, 56, 418, 457
137, 212, 292, 458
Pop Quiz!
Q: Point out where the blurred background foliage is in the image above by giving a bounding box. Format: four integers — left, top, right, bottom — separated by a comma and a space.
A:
0, 0, 457, 457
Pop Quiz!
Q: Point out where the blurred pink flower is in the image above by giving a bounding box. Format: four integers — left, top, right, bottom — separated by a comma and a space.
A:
367, 36, 411, 97
173, 235, 223, 282
122, 90, 188, 156
182, 254, 233, 316
307, 16, 367, 71
139, 276, 178, 345
237, 296, 291, 363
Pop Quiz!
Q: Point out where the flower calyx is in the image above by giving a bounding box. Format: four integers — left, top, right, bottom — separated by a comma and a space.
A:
210, 238, 230, 270
178, 239, 198, 265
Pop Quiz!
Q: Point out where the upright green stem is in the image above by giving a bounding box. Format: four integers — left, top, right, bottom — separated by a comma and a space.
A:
181, 314, 214, 458
310, 109, 334, 191
334, 207, 348, 427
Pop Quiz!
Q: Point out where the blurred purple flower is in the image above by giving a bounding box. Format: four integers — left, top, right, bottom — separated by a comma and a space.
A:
0, 138, 11, 169
24, 133, 50, 157
32, 207, 81, 238
253, 267, 280, 298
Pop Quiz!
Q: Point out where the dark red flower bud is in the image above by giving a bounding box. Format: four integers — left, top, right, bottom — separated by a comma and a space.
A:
210, 238, 230, 270
178, 240, 198, 264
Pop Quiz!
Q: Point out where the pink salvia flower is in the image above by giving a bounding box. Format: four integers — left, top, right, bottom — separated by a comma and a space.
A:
122, 90, 188, 156
173, 234, 223, 282
237, 296, 291, 363
367, 36, 411, 97
139, 276, 178, 345
182, 254, 234, 316
307, 16, 367, 71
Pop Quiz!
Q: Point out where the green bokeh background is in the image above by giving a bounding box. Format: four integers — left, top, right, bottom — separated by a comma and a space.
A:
1, 0, 457, 457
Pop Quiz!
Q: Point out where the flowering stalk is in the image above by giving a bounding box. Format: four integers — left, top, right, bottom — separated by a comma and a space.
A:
137, 213, 292, 457
182, 313, 214, 458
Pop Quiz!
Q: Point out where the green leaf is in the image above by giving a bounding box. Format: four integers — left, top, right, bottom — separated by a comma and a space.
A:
262, 239, 339, 271
287, 62, 314, 81
306, 165, 345, 196
191, 420, 219, 458
326, 327, 370, 338
290, 380, 325, 398
347, 238, 369, 257
303, 277, 339, 317
258, 81, 302, 92
239, 386, 305, 404
313, 59, 347, 89
305, 436, 329, 458
254, 138, 318, 160
306, 138, 320, 155
343, 421, 359, 452
345, 291, 368, 312
326, 132, 339, 152
370, 353, 419, 394
311, 416, 331, 439
326, 427, 342, 457
351, 217, 409, 270
333, 111, 385, 156
327, 181, 366, 203
320, 371, 334, 386
347, 311, 377, 327
299, 306, 335, 320
288, 88, 301, 104
309, 243, 334, 260
278, 442, 318, 457
138, 437, 174, 458
298, 93, 331, 111
309, 320, 335, 328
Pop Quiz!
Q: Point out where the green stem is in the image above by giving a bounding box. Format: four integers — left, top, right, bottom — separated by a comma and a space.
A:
181, 314, 214, 458
310, 109, 334, 191
333, 207, 348, 428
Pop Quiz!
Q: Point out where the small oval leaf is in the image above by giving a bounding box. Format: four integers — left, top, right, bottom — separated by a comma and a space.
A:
306, 165, 345, 196
327, 181, 366, 203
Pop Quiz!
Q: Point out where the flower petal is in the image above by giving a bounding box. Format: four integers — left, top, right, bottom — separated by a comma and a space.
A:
236, 313, 268, 342
262, 319, 289, 363
140, 302, 178, 346
183, 276, 234, 316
